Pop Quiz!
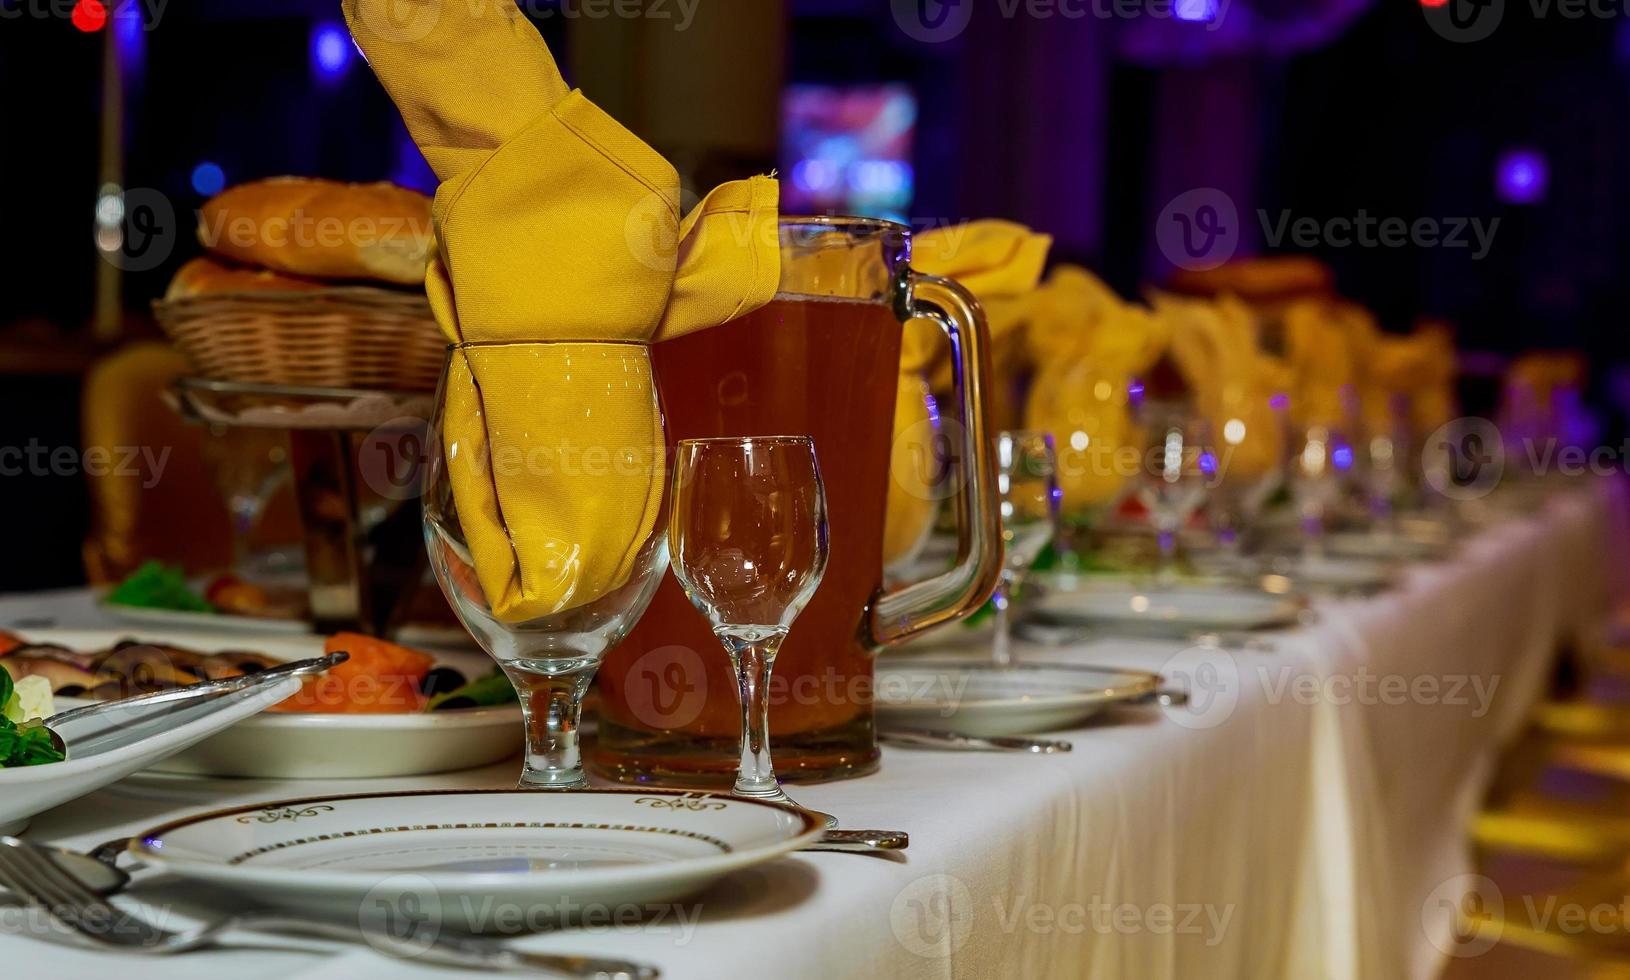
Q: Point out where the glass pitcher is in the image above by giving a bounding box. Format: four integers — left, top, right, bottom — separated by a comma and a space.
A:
590, 216, 1003, 785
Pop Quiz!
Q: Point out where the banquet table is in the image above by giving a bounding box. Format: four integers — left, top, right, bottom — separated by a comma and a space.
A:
0, 482, 1622, 980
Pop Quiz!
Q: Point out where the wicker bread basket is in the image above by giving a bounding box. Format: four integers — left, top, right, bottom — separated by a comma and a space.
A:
154, 287, 446, 392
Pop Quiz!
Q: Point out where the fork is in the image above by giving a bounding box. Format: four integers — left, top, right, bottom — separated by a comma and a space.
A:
0, 836, 657, 978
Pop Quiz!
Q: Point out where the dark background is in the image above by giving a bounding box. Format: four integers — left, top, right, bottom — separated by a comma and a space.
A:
2, 0, 1624, 589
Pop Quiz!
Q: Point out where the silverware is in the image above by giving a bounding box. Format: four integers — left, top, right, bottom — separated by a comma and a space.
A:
879, 728, 1073, 753
1129, 688, 1190, 708
803, 829, 910, 854
43, 653, 348, 756
0, 836, 657, 978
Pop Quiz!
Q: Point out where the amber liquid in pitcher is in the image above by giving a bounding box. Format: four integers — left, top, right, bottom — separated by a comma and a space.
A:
589, 295, 901, 785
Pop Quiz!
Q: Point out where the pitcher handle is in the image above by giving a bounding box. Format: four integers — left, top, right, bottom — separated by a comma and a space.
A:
867, 272, 1004, 648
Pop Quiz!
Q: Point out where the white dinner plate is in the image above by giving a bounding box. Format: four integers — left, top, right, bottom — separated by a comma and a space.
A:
1032, 584, 1305, 633
1321, 531, 1448, 562
876, 660, 1160, 736
1259, 554, 1397, 593
131, 789, 826, 931
14, 630, 521, 779
0, 674, 300, 836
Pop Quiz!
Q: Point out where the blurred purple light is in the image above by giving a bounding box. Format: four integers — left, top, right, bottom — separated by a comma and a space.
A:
1174, 0, 1219, 21
311, 23, 354, 84
1198, 452, 1219, 476
1332, 445, 1355, 471
791, 159, 840, 195
1269, 393, 1290, 411
1495, 147, 1548, 205
1128, 380, 1146, 407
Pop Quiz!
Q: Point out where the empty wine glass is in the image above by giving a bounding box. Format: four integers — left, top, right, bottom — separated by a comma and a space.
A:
669, 437, 829, 803
1134, 403, 1216, 585
992, 431, 1061, 667
1290, 423, 1353, 560
422, 343, 670, 790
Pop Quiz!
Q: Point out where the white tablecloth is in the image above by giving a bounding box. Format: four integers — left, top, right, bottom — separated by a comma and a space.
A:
0, 484, 1620, 980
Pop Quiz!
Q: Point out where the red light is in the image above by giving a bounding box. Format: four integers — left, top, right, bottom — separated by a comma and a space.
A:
71, 0, 107, 32
1419, 0, 1449, 6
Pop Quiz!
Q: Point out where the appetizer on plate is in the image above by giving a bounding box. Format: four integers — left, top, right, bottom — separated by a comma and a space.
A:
0, 630, 515, 715
0, 661, 61, 768
3, 629, 523, 779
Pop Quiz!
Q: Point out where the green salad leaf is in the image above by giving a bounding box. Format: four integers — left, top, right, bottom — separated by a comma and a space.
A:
0, 721, 64, 768
0, 665, 64, 767
106, 561, 214, 613
426, 669, 519, 712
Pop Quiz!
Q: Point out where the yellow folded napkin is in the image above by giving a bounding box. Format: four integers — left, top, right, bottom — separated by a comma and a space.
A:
1283, 299, 1358, 430
883, 221, 1051, 567
1023, 267, 1172, 512
1361, 324, 1459, 437
346, 1, 779, 622
903, 220, 1053, 389
1155, 292, 1285, 480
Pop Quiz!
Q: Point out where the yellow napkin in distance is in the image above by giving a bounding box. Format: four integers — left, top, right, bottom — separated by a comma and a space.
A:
1283, 299, 1358, 430
883, 221, 1051, 568
346, 1, 779, 622
905, 220, 1053, 388
1023, 267, 1173, 513
1155, 292, 1285, 481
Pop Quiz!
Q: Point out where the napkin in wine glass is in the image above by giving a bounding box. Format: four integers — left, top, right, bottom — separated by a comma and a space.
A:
344, 0, 780, 622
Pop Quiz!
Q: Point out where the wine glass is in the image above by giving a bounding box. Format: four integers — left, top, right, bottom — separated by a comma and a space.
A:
1208, 401, 1288, 571
1133, 402, 1216, 585
421, 343, 670, 790
1289, 423, 1353, 560
669, 436, 829, 803
198, 425, 294, 578
992, 431, 1061, 667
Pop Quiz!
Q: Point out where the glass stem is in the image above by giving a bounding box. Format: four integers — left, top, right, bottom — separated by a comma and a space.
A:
1155, 521, 1179, 588
507, 665, 594, 790
719, 629, 785, 798
992, 572, 1015, 667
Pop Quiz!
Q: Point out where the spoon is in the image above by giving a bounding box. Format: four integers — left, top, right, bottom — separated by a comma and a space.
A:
734, 788, 909, 854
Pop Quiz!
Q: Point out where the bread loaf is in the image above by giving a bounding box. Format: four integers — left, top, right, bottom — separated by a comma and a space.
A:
164, 256, 328, 301
196, 178, 433, 285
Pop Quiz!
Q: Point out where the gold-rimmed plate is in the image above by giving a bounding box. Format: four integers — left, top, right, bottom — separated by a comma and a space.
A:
131, 789, 826, 931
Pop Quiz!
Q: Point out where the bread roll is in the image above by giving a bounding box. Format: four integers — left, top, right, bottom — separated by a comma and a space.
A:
164, 256, 328, 301
196, 178, 433, 285
1168, 256, 1335, 306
